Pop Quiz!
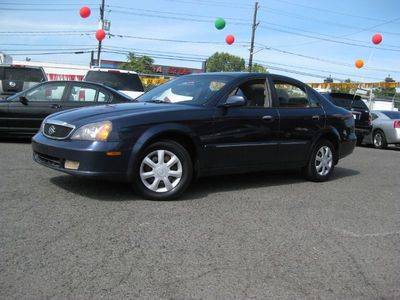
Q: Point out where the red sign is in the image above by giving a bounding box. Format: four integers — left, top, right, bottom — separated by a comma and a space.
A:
47, 74, 84, 81
151, 65, 201, 76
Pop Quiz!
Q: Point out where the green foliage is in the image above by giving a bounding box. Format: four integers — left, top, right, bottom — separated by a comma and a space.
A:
122, 52, 154, 74
206, 52, 246, 72
248, 63, 267, 73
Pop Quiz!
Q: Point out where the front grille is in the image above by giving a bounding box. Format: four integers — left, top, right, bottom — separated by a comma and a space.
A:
34, 152, 63, 168
43, 122, 74, 139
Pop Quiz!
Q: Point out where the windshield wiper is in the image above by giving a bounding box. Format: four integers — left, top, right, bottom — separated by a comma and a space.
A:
146, 99, 170, 104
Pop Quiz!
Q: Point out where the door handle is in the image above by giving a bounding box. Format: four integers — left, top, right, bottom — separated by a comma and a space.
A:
262, 115, 275, 122
312, 115, 320, 121
51, 104, 62, 109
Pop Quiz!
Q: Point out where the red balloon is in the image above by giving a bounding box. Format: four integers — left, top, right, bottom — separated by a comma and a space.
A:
79, 6, 91, 18
95, 29, 106, 41
372, 33, 382, 45
225, 35, 235, 45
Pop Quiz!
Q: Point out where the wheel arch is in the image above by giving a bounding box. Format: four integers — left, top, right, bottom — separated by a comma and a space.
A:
310, 127, 341, 165
127, 123, 201, 179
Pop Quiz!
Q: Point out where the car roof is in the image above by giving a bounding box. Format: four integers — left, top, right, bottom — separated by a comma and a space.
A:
87, 68, 138, 74
38, 80, 134, 100
0, 64, 45, 70
188, 72, 291, 80
39, 80, 123, 92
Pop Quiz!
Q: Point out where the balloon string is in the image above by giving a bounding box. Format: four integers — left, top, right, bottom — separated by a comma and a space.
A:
354, 48, 376, 106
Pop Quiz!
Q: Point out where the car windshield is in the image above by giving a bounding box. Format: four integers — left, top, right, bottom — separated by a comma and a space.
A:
138, 75, 230, 105
381, 111, 400, 119
84, 71, 144, 92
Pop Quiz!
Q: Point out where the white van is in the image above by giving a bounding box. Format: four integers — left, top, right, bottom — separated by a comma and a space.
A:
83, 68, 144, 99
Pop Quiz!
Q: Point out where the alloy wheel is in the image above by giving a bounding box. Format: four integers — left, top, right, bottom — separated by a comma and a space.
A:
374, 133, 383, 148
315, 146, 333, 176
140, 149, 183, 193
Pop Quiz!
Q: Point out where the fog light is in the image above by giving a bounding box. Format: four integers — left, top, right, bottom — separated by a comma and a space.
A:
65, 160, 80, 170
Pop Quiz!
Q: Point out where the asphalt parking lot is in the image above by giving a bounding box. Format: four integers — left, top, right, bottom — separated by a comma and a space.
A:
0, 141, 399, 299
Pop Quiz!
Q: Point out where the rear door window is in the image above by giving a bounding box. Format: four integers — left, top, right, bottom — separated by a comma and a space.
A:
67, 85, 98, 102
84, 71, 144, 92
273, 81, 313, 108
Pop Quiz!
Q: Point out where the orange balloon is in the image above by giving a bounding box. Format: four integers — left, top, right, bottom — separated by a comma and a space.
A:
355, 59, 364, 69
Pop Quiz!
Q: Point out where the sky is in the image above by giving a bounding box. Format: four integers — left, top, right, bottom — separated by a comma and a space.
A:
0, 0, 399, 82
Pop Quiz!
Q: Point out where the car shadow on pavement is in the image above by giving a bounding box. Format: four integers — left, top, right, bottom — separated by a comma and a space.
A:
0, 137, 32, 143
359, 144, 400, 151
50, 166, 359, 202
182, 167, 359, 200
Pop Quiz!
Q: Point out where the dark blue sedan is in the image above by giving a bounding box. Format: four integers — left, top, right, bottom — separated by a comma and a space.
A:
32, 73, 356, 200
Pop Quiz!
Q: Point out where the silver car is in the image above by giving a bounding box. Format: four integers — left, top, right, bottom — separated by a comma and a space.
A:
363, 110, 400, 149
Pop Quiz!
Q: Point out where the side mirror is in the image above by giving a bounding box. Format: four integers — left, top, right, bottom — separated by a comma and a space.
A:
220, 95, 246, 108
19, 96, 28, 105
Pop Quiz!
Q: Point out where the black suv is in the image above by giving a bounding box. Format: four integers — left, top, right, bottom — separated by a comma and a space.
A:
322, 93, 372, 145
0, 65, 47, 100
32, 73, 356, 200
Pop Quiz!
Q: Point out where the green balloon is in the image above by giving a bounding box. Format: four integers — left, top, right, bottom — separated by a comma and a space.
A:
215, 18, 226, 30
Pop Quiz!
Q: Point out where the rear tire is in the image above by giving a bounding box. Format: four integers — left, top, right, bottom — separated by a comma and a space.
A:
132, 140, 193, 200
372, 130, 387, 149
304, 139, 335, 182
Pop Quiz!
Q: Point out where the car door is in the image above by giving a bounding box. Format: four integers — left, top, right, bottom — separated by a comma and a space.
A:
270, 75, 325, 164
62, 83, 109, 110
7, 82, 67, 134
206, 77, 280, 171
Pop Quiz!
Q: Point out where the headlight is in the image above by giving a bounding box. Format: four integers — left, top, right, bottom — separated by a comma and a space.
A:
40, 119, 46, 133
71, 121, 112, 141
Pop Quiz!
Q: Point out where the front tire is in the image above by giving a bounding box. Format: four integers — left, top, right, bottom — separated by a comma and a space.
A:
373, 130, 388, 149
304, 139, 335, 182
132, 140, 193, 200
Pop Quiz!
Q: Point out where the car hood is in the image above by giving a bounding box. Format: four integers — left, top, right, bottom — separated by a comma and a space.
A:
46, 102, 199, 125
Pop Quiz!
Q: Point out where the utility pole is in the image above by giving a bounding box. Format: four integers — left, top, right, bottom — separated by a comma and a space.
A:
248, 1, 259, 72
97, 0, 105, 67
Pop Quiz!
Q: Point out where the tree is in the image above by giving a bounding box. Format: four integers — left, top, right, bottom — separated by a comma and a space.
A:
248, 63, 267, 73
374, 75, 396, 98
206, 52, 245, 72
122, 52, 154, 74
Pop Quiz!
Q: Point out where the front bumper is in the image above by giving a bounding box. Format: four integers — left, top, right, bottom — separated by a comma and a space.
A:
32, 133, 131, 181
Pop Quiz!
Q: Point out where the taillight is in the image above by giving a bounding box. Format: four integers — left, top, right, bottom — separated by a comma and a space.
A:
394, 120, 400, 128
368, 113, 372, 125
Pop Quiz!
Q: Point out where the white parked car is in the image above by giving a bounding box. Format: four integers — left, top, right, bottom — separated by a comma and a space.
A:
83, 68, 144, 99
364, 110, 400, 149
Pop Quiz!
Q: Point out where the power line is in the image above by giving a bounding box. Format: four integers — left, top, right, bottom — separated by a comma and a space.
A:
261, 46, 400, 74
264, 0, 399, 23
8, 50, 92, 56
106, 8, 400, 51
